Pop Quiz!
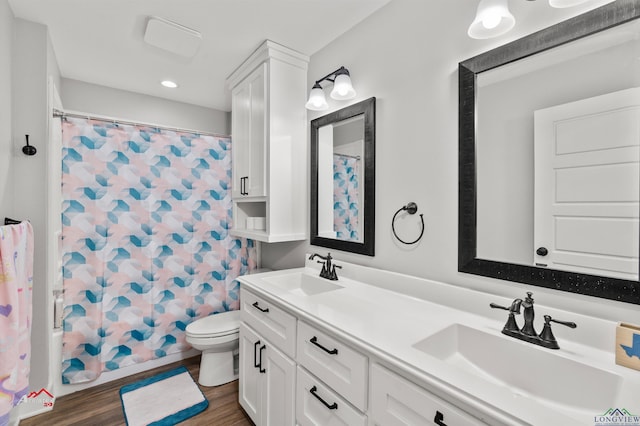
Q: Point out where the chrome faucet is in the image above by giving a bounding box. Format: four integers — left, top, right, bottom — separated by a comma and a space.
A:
490, 292, 577, 350
309, 252, 341, 280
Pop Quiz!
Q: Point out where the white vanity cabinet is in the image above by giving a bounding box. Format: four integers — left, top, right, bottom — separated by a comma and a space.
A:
226, 40, 308, 242
239, 288, 297, 425
239, 283, 485, 426
370, 363, 484, 426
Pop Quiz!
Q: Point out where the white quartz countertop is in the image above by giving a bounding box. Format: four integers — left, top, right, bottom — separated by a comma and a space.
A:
238, 258, 640, 426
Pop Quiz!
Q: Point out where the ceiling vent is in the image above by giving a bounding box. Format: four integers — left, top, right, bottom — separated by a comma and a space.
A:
143, 16, 202, 58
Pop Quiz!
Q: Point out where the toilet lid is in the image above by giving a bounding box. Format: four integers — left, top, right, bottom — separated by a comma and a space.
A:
186, 310, 241, 337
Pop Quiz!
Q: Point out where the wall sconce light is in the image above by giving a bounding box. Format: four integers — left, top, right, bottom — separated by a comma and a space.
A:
468, 0, 598, 39
305, 66, 356, 111
468, 0, 515, 39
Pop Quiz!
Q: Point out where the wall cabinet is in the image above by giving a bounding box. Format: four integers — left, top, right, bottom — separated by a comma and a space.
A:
226, 40, 308, 242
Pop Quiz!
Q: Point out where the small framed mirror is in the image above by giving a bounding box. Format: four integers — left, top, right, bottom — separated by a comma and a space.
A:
310, 97, 376, 256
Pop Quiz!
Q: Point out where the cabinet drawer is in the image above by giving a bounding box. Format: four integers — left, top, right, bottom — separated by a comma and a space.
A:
296, 366, 366, 426
241, 287, 296, 358
370, 363, 484, 426
297, 321, 368, 411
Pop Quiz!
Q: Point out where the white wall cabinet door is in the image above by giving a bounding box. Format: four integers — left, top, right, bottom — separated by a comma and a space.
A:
232, 63, 266, 198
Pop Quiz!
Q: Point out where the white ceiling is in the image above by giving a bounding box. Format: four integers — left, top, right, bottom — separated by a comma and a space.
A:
8, 0, 392, 111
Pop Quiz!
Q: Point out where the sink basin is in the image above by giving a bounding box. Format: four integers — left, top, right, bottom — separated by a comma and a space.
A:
263, 273, 344, 296
413, 324, 621, 413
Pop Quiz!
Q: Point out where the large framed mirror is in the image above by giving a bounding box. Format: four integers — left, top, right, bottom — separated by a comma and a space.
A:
310, 97, 376, 256
459, 1, 640, 304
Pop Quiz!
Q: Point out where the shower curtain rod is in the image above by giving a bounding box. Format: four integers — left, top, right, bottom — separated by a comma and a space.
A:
52, 108, 229, 138
333, 152, 361, 160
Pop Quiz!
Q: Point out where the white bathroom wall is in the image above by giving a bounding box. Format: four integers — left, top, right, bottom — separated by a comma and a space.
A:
0, 0, 13, 218
261, 0, 640, 325
61, 78, 230, 135
12, 17, 61, 409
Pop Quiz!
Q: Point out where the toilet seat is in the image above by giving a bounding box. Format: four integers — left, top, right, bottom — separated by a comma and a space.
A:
186, 310, 240, 338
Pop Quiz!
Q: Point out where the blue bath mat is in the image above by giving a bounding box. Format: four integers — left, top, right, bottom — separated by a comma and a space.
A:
120, 366, 208, 425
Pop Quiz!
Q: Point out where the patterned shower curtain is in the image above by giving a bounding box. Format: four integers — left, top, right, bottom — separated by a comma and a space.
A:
60, 117, 256, 384
333, 154, 360, 241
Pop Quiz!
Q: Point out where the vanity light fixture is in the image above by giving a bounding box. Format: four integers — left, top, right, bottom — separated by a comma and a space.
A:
468, 0, 515, 40
305, 66, 356, 111
468, 0, 601, 39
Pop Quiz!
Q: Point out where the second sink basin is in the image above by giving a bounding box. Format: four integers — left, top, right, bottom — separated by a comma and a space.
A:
263, 272, 344, 296
413, 324, 621, 413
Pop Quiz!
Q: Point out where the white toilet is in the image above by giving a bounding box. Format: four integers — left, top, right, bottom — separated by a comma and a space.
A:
185, 310, 241, 387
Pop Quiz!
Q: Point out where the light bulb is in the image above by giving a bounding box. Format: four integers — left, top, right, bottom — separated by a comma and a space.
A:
482, 15, 501, 29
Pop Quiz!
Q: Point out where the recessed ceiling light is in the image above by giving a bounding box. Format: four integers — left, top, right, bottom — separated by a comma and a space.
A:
161, 80, 178, 88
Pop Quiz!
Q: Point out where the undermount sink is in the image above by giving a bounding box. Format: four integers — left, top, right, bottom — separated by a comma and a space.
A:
413, 324, 621, 413
263, 272, 344, 296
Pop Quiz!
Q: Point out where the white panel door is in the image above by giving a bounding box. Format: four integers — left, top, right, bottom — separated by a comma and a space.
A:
534, 88, 640, 280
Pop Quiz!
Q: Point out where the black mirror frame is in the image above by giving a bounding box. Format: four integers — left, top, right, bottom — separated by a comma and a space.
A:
310, 97, 376, 256
458, 0, 640, 304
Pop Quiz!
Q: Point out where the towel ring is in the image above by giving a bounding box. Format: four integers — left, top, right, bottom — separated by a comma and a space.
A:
392, 202, 424, 245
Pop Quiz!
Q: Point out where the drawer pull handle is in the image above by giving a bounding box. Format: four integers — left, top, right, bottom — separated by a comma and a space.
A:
310, 386, 338, 410
252, 301, 269, 313
310, 336, 338, 355
434, 410, 447, 426
258, 344, 266, 373
253, 340, 261, 369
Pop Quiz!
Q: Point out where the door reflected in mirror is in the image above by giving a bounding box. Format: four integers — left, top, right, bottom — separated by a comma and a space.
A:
311, 97, 375, 256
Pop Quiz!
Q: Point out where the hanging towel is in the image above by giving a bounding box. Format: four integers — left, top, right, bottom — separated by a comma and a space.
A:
0, 222, 34, 426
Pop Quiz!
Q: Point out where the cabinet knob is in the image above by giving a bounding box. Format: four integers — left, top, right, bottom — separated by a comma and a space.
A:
536, 247, 548, 256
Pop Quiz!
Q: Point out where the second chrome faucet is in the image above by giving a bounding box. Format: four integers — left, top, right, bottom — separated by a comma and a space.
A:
490, 292, 577, 350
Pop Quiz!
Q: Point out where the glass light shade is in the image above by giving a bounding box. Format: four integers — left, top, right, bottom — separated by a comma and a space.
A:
306, 85, 329, 110
330, 74, 356, 100
468, 0, 515, 39
549, 0, 589, 7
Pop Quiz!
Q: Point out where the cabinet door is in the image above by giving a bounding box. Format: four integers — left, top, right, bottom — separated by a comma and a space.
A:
262, 343, 296, 426
247, 63, 266, 197
232, 63, 267, 198
239, 323, 262, 424
369, 364, 484, 426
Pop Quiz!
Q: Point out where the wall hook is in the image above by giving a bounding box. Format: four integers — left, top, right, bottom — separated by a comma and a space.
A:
392, 202, 425, 245
22, 135, 37, 156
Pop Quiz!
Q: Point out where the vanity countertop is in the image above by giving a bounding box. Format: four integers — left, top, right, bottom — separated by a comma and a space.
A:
238, 257, 640, 425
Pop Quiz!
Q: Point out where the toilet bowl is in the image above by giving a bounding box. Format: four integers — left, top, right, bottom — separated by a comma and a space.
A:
185, 310, 240, 387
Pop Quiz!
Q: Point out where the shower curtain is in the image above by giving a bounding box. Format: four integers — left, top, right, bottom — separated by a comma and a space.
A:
60, 117, 256, 384
333, 154, 360, 241
0, 221, 34, 425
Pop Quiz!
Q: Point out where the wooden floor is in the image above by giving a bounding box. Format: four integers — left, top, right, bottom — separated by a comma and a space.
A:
21, 356, 254, 426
